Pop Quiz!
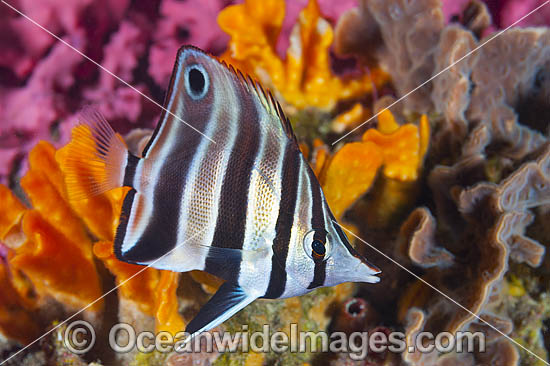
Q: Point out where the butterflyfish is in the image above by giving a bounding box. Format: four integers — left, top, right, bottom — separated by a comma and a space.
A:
65, 46, 380, 340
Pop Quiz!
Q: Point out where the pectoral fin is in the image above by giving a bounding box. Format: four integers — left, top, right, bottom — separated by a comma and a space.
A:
184, 282, 257, 338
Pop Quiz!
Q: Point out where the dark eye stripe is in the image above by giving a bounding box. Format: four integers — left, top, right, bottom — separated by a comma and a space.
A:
309, 169, 326, 233
307, 259, 326, 289
118, 68, 216, 262
307, 172, 328, 289
313, 230, 327, 243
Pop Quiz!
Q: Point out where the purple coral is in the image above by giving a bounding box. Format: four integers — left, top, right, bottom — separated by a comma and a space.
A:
82, 20, 151, 132
0, 0, 236, 185
442, 0, 550, 28
500, 0, 550, 28
1, 32, 87, 180
0, 242, 7, 262
148, 0, 234, 88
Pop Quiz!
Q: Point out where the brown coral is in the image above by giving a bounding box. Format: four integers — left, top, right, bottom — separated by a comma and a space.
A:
398, 207, 454, 268
477, 339, 520, 366
332, 297, 378, 334
368, 18, 550, 356
466, 28, 550, 161
459, 0, 492, 38
430, 25, 478, 155
336, 1, 549, 167
431, 25, 550, 163
335, 0, 445, 113
396, 145, 550, 366
402, 308, 521, 366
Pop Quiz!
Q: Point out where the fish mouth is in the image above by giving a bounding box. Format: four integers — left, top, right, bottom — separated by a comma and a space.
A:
356, 254, 381, 275
331, 217, 381, 274
350, 257, 381, 283
337, 227, 381, 275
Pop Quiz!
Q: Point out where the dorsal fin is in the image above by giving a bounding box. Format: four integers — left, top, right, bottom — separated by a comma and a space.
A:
219, 59, 299, 145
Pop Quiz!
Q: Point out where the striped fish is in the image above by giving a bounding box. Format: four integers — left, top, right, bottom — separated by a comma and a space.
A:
65, 46, 380, 338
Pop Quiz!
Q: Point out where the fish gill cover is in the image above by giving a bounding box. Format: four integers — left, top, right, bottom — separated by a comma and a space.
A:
0, 0, 550, 365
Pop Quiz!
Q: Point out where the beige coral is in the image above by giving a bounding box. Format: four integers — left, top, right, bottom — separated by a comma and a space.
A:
397, 145, 550, 365
398, 207, 454, 268
466, 28, 550, 161
336, 1, 549, 166
430, 25, 477, 155
335, 0, 445, 113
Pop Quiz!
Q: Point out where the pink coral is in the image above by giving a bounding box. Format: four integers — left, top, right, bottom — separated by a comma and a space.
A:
441, 0, 471, 22
442, 0, 550, 28
0, 0, 91, 78
0, 0, 369, 185
0, 32, 87, 180
83, 20, 151, 129
500, 0, 550, 27
148, 0, 234, 87
0, 0, 240, 185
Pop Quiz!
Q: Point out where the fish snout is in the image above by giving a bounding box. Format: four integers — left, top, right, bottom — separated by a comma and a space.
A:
352, 257, 381, 283
355, 254, 381, 275
329, 251, 381, 285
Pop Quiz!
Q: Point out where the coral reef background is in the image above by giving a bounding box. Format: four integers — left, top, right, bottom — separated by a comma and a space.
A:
1, 0, 550, 365
0, 0, 362, 185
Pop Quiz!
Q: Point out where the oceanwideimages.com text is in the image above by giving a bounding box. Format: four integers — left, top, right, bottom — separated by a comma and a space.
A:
64, 321, 486, 360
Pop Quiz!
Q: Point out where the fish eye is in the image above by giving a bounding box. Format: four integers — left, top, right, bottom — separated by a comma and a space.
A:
185, 64, 209, 100
312, 239, 326, 257
303, 230, 330, 261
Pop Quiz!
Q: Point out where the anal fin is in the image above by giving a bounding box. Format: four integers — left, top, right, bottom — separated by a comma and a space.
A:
181, 282, 257, 344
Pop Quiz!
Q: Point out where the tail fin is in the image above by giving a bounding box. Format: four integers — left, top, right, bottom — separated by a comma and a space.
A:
64, 107, 131, 201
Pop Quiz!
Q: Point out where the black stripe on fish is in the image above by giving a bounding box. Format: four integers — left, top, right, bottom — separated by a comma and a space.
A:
122, 153, 140, 187
121, 76, 215, 263
309, 172, 326, 233
141, 49, 188, 158
263, 142, 300, 299
205, 85, 261, 283
307, 179, 327, 289
307, 259, 327, 289
123, 156, 185, 262
114, 188, 137, 261
222, 60, 297, 145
